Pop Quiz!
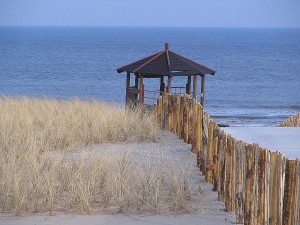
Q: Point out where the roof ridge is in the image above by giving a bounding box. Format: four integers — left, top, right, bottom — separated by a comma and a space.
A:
133, 50, 165, 73
116, 51, 162, 73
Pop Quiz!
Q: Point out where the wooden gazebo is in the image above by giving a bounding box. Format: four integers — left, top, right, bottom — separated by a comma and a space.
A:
117, 43, 215, 108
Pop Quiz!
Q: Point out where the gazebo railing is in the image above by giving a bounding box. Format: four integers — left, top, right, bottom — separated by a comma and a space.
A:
171, 86, 187, 94
144, 89, 165, 106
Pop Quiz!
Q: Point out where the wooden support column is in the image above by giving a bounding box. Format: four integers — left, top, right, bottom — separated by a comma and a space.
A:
186, 76, 191, 94
135, 74, 138, 89
193, 75, 198, 100
160, 76, 165, 95
200, 75, 206, 106
167, 76, 172, 93
139, 75, 144, 105
126, 72, 130, 103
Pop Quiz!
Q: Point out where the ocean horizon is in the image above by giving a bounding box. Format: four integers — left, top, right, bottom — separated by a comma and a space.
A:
1, 26, 299, 126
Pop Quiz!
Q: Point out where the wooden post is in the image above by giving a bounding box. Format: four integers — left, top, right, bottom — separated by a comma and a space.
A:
225, 137, 236, 212
135, 74, 138, 89
252, 144, 259, 225
193, 75, 198, 100
168, 95, 172, 131
180, 96, 184, 139
157, 96, 162, 128
186, 76, 191, 94
191, 100, 197, 153
225, 136, 233, 212
160, 76, 165, 95
183, 95, 189, 143
188, 100, 193, 144
176, 95, 181, 137
269, 152, 278, 224
201, 112, 209, 174
265, 150, 271, 225
200, 75, 206, 106
245, 144, 255, 225
126, 72, 130, 104
206, 121, 214, 183
139, 75, 144, 106
213, 128, 219, 191
257, 148, 266, 225
276, 152, 285, 225
235, 141, 245, 224
218, 131, 227, 202
167, 76, 172, 93
196, 104, 203, 168
283, 160, 297, 225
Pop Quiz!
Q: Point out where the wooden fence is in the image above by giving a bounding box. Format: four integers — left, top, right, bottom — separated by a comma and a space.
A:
157, 94, 300, 225
278, 113, 300, 127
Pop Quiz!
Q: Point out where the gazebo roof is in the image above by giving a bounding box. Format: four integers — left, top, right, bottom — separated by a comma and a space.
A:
117, 43, 216, 76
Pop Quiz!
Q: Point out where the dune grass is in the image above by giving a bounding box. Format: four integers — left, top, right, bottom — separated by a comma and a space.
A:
0, 97, 192, 215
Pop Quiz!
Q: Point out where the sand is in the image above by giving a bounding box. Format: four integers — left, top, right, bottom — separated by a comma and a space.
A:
0, 131, 235, 225
222, 127, 300, 159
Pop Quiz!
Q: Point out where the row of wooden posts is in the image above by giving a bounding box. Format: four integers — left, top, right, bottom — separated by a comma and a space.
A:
278, 113, 300, 127
157, 94, 300, 225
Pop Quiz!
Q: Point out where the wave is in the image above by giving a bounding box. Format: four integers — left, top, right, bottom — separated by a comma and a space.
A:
211, 115, 288, 120
289, 105, 300, 110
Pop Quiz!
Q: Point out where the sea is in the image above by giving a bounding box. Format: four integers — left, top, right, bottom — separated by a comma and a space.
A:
0, 27, 300, 126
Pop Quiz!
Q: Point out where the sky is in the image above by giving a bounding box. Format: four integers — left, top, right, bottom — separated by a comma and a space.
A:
0, 0, 300, 28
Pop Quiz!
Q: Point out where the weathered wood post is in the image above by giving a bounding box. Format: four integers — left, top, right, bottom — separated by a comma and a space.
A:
168, 95, 173, 132
276, 152, 286, 225
157, 96, 162, 127
213, 127, 219, 191
200, 75, 206, 106
176, 95, 181, 137
264, 149, 271, 225
163, 94, 168, 129
206, 121, 214, 183
225, 136, 234, 212
183, 95, 189, 143
160, 76, 165, 95
125, 72, 130, 104
257, 148, 267, 225
218, 131, 227, 202
269, 152, 277, 224
191, 99, 197, 153
188, 99, 193, 144
283, 159, 299, 225
193, 75, 198, 100
186, 76, 191, 94
245, 144, 255, 225
139, 75, 144, 106
167, 76, 172, 93
235, 141, 245, 224
196, 103, 203, 168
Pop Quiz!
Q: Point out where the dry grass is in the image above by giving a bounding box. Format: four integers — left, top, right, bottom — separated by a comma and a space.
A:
0, 97, 192, 215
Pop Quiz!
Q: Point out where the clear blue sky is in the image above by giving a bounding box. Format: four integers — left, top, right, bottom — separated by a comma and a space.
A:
1, 0, 300, 27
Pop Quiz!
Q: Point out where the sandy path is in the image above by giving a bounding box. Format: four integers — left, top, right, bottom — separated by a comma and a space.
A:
0, 131, 235, 224
0, 213, 234, 225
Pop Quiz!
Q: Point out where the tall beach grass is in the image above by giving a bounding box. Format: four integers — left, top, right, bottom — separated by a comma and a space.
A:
0, 97, 192, 215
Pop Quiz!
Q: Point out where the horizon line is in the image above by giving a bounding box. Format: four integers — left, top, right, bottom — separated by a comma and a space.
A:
0, 25, 300, 29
